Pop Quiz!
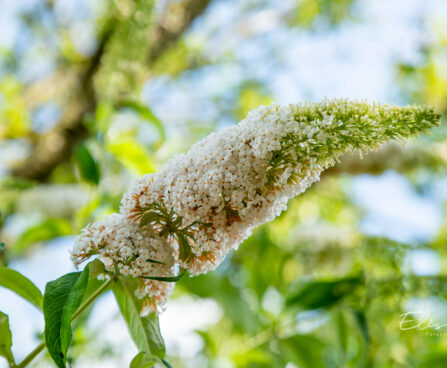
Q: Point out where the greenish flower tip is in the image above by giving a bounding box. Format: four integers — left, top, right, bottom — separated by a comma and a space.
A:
289, 99, 441, 154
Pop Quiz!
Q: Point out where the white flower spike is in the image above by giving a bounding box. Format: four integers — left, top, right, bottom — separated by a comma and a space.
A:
71, 98, 440, 315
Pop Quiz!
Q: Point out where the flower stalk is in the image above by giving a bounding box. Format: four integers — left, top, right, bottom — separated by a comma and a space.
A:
71, 99, 441, 314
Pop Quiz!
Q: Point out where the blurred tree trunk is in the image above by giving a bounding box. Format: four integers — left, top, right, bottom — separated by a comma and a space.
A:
11, 0, 212, 182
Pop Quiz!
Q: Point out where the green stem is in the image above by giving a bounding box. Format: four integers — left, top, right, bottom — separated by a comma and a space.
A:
15, 341, 45, 368
71, 278, 113, 320
16, 278, 114, 368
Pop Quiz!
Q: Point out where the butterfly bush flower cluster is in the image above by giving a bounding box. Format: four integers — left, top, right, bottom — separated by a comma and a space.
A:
71, 99, 440, 315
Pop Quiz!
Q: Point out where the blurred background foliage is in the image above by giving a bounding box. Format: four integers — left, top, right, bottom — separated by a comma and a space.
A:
1, 0, 447, 367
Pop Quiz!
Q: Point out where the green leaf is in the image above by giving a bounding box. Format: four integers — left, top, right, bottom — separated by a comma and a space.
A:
88, 259, 106, 278
0, 311, 14, 365
0, 266, 43, 310
0, 242, 4, 255
177, 233, 193, 262
181, 273, 258, 333
14, 218, 72, 254
95, 101, 116, 133
286, 276, 361, 310
333, 309, 348, 366
351, 308, 369, 344
43, 264, 90, 368
418, 352, 447, 367
112, 277, 165, 358
141, 270, 186, 282
139, 212, 163, 227
74, 143, 100, 185
130, 352, 157, 368
350, 308, 371, 366
146, 258, 165, 265
71, 260, 110, 329
278, 334, 326, 368
121, 101, 165, 143
107, 139, 156, 175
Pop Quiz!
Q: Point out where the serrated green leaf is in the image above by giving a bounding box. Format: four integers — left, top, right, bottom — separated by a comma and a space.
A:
74, 144, 100, 185
286, 276, 361, 310
112, 277, 165, 358
13, 218, 72, 254
43, 264, 90, 368
0, 266, 42, 310
130, 352, 157, 368
0, 311, 14, 365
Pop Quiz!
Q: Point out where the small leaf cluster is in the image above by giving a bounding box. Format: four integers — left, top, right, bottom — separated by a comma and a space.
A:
138, 201, 211, 264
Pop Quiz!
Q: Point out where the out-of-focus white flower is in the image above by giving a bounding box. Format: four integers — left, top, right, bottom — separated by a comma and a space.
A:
17, 184, 89, 218
72, 99, 440, 314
